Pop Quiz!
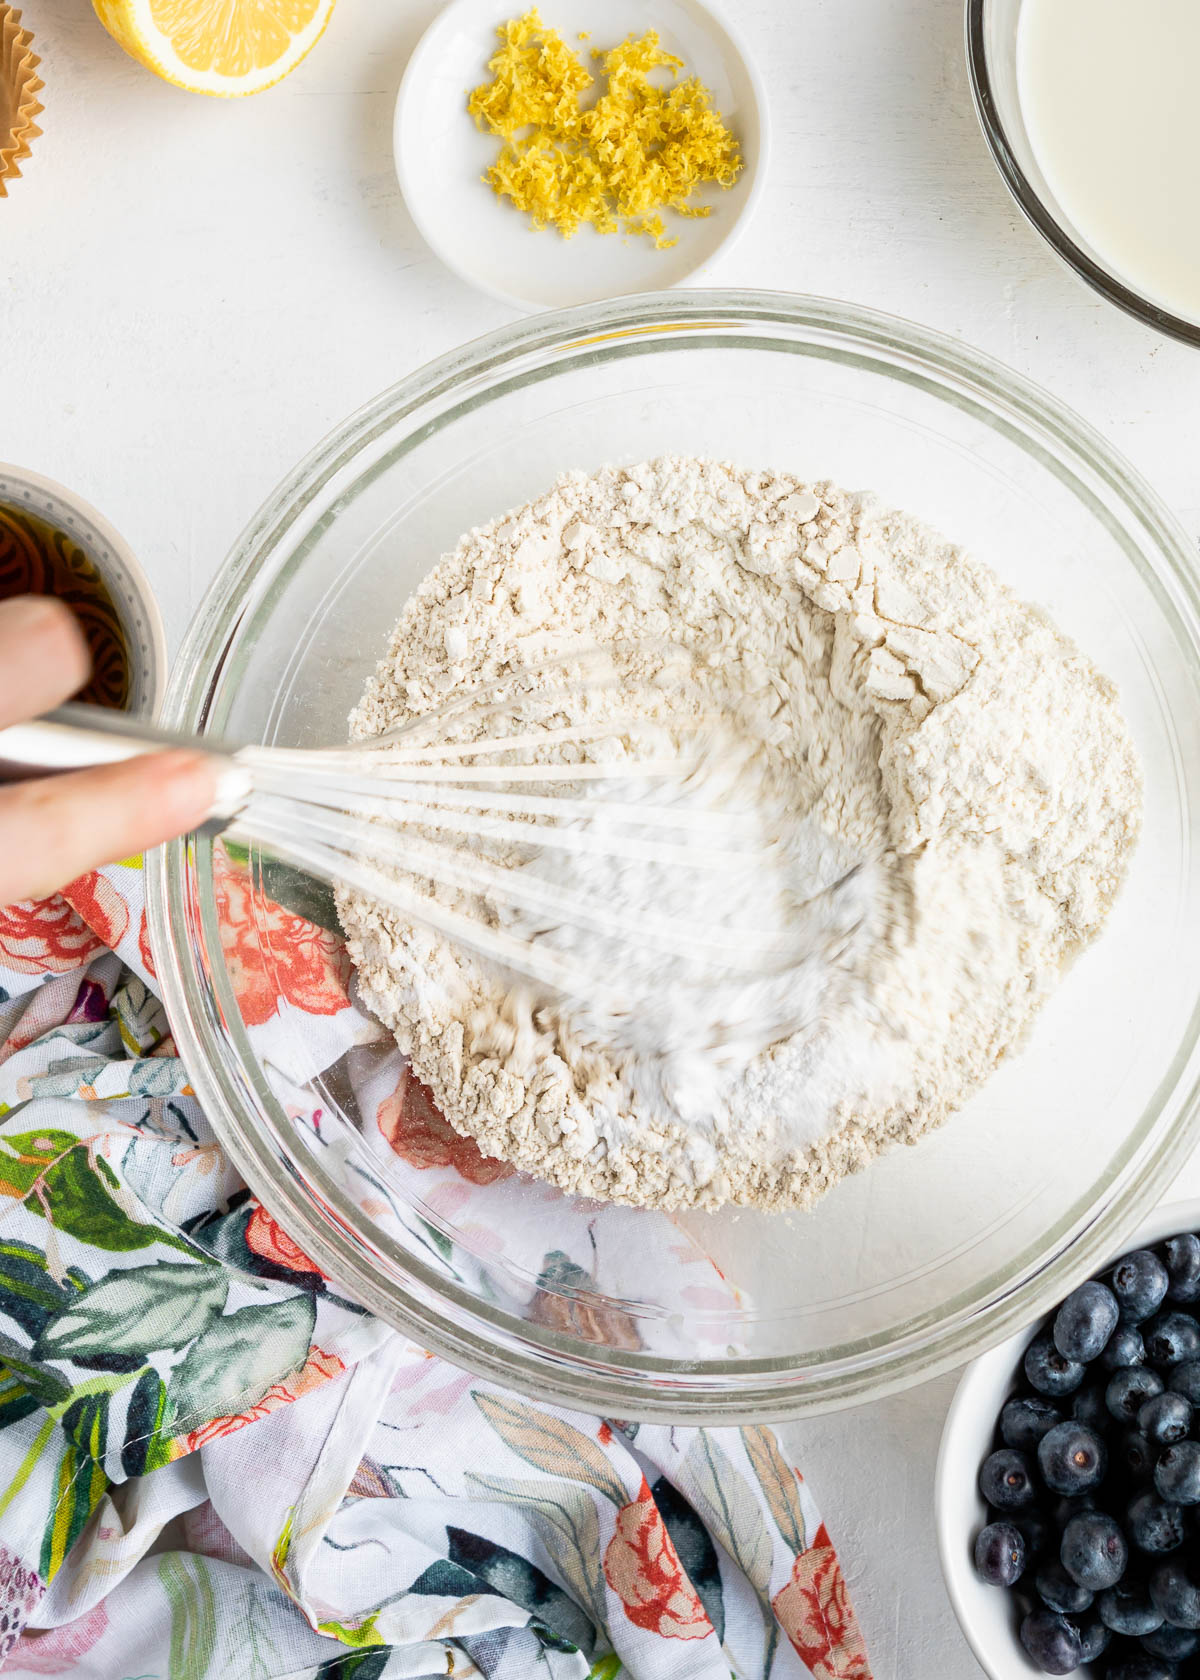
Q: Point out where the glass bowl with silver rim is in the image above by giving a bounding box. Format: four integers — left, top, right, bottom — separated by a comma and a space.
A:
966, 0, 1200, 348
148, 289, 1200, 1421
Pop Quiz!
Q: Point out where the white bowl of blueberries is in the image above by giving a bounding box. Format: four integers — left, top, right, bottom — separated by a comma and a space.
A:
937, 1200, 1200, 1679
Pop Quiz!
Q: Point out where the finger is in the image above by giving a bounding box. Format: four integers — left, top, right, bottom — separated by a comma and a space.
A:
0, 751, 222, 904
0, 596, 91, 728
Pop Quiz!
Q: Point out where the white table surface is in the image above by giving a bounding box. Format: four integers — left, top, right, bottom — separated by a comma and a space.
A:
6, 1, 1200, 1673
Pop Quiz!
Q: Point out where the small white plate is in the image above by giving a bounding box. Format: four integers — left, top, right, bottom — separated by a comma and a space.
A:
393, 0, 768, 311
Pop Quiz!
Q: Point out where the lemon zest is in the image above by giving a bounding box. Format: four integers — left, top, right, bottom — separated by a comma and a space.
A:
467, 9, 742, 248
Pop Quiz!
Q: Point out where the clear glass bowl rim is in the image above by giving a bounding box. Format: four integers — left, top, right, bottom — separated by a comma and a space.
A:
965, 0, 1200, 349
149, 287, 1200, 1420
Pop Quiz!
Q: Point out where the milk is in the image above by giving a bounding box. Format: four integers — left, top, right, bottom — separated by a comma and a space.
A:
1018, 0, 1200, 323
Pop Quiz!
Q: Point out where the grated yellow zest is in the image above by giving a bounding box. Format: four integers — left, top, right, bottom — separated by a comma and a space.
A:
466, 9, 742, 248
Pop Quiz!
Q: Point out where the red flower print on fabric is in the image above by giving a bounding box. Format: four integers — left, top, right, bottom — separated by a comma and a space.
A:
9, 1600, 104, 1673
603, 1475, 713, 1641
245, 1202, 325, 1278
772, 1523, 873, 1680
138, 907, 156, 979
212, 848, 351, 1027
0, 897, 103, 976
378, 1064, 513, 1186
61, 871, 130, 950
175, 1346, 345, 1456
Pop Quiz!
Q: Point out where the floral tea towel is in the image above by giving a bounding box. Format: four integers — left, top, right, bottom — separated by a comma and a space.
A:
0, 859, 873, 1680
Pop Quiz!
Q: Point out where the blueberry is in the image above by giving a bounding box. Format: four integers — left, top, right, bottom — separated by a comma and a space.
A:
1150, 1559, 1200, 1628
1026, 1333, 1086, 1398
1038, 1422, 1108, 1494
974, 1520, 1026, 1587
1123, 1432, 1157, 1481
1154, 1440, 1200, 1505
1053, 1494, 1097, 1531
1113, 1250, 1170, 1324
1019, 1608, 1084, 1675
1109, 1367, 1165, 1423
1164, 1233, 1200, 1302
1098, 1580, 1166, 1635
1036, 1558, 1095, 1614
1074, 1614, 1111, 1663
1065, 1614, 1109, 1664
980, 1448, 1037, 1511
1126, 1490, 1185, 1553
1061, 1511, 1127, 1590
1054, 1281, 1121, 1364
1016, 1510, 1054, 1559
1002, 1395, 1063, 1452
1144, 1311, 1200, 1368
1104, 1325, 1148, 1372
1072, 1385, 1112, 1435
1167, 1359, 1200, 1404
1142, 1622, 1200, 1659
1106, 1657, 1180, 1680
1137, 1391, 1192, 1448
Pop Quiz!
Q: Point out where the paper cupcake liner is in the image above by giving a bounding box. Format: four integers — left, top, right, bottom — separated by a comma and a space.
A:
0, 5, 42, 198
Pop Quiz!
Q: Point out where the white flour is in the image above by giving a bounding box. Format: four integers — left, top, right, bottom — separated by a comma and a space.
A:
338, 458, 1142, 1212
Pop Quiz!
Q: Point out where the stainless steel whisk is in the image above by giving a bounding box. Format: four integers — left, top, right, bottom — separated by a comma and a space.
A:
0, 650, 867, 1050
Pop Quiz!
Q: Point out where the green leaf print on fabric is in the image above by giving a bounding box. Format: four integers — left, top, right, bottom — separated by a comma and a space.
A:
316, 1612, 383, 1648
0, 1238, 83, 1340
40, 1436, 107, 1580
0, 1129, 203, 1258
741, 1425, 806, 1555
467, 1472, 607, 1634
0, 1334, 72, 1409
121, 1369, 175, 1478
313, 1652, 392, 1680
159, 1552, 218, 1679
650, 1477, 725, 1643
405, 1558, 480, 1597
33, 1263, 229, 1364
473, 1392, 630, 1509
60, 1390, 109, 1466
124, 1056, 186, 1097
446, 1525, 593, 1657
112, 972, 168, 1057
0, 1361, 41, 1431
682, 1432, 777, 1672
167, 1292, 316, 1429
417, 1216, 454, 1266
26, 1055, 117, 1099
682, 1434, 772, 1592
0, 1129, 80, 1197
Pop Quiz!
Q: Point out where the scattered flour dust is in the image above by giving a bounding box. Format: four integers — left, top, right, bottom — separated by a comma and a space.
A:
337, 457, 1142, 1213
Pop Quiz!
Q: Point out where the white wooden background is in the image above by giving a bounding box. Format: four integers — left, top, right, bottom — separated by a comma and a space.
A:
6, 1, 1200, 1672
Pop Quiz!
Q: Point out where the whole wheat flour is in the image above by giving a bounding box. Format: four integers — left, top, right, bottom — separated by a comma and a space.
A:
337, 458, 1142, 1212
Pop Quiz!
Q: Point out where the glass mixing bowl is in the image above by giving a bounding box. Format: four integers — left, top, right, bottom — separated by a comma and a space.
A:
149, 290, 1200, 1420
966, 0, 1200, 347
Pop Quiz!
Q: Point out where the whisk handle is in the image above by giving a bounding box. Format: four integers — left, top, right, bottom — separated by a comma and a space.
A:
0, 703, 250, 832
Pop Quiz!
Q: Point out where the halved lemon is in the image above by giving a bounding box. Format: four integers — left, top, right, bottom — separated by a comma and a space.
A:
92, 0, 336, 97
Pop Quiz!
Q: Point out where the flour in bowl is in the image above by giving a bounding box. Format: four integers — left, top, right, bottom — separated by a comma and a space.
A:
337, 458, 1142, 1212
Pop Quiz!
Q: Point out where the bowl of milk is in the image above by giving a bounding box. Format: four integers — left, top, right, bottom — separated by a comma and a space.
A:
967, 0, 1200, 344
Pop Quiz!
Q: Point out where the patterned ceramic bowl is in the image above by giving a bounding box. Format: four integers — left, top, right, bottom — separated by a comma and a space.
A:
0, 464, 166, 715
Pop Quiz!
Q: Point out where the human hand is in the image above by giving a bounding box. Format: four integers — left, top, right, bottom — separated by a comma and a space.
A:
0, 596, 220, 905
